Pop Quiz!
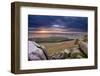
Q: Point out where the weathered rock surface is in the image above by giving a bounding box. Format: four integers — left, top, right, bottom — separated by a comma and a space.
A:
28, 41, 47, 60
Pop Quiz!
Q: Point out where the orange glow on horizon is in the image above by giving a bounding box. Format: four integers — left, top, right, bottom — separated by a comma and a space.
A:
31, 28, 85, 34
29, 30, 86, 34
39, 30, 49, 33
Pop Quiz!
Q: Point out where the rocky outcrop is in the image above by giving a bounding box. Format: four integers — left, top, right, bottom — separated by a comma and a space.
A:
49, 40, 88, 59
28, 40, 88, 60
28, 41, 47, 60
79, 41, 88, 56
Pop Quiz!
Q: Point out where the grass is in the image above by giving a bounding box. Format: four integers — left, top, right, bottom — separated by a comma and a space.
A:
39, 40, 77, 55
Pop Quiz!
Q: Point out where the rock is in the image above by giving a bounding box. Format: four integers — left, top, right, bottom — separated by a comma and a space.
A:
64, 49, 70, 54
70, 47, 84, 58
79, 41, 88, 56
28, 41, 47, 60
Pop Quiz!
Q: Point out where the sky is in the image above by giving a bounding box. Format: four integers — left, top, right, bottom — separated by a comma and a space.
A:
28, 15, 88, 33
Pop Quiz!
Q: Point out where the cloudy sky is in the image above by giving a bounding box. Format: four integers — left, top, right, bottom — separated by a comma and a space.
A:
28, 15, 88, 33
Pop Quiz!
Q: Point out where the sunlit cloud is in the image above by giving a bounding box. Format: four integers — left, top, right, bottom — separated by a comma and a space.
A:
52, 24, 65, 28
52, 24, 60, 28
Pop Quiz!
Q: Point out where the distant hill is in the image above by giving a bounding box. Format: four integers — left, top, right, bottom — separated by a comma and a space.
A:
29, 37, 74, 43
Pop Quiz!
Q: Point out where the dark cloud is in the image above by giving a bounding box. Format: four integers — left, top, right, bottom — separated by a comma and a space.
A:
28, 15, 88, 32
